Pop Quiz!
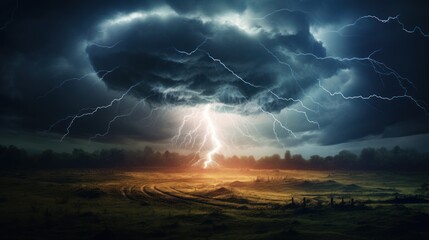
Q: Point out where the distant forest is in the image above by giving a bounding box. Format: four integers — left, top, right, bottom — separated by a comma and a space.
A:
1, 145, 429, 171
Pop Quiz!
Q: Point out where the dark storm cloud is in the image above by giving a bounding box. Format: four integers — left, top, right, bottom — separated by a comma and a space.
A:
165, 0, 246, 16
86, 7, 338, 111
0, 0, 166, 141
0, 0, 428, 148
311, 8, 429, 145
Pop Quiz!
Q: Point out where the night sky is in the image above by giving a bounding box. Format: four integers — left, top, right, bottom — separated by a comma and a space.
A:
1, 0, 429, 158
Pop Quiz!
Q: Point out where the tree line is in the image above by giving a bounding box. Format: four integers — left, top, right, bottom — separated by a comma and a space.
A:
0, 144, 428, 171
217, 146, 429, 171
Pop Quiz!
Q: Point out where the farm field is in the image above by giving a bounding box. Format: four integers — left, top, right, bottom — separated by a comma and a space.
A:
0, 168, 428, 239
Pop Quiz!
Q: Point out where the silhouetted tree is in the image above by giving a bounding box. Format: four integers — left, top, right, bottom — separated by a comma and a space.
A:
359, 148, 377, 170
309, 155, 324, 169
333, 150, 357, 170
1, 145, 429, 171
285, 150, 291, 161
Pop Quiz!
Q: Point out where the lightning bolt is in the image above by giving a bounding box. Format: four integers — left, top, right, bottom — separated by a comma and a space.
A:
140, 106, 160, 126
250, 8, 309, 21
290, 49, 415, 90
171, 108, 196, 144
173, 40, 320, 147
331, 14, 429, 37
46, 8, 429, 167
169, 104, 221, 168
89, 95, 153, 141
292, 22, 428, 115
202, 104, 221, 168
174, 39, 321, 115
45, 107, 96, 133
58, 81, 142, 142
87, 40, 122, 49
228, 114, 261, 144
171, 10, 429, 149
174, 38, 208, 56
260, 107, 295, 147
258, 41, 324, 110
318, 80, 428, 115
38, 66, 119, 99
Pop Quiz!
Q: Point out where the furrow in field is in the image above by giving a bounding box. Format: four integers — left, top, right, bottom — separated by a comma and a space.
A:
166, 186, 255, 209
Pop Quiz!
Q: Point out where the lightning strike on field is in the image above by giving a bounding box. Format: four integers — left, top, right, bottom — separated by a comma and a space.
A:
44, 7, 429, 166
173, 40, 320, 147
202, 105, 221, 168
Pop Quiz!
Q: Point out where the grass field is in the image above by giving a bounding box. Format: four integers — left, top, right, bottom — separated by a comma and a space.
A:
0, 168, 428, 239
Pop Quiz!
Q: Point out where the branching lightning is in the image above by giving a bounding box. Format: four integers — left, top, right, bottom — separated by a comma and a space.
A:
331, 14, 429, 37
87, 40, 122, 49
290, 46, 428, 115
173, 39, 320, 150
57, 81, 142, 142
202, 105, 221, 168
170, 104, 222, 168
46, 107, 97, 133
250, 8, 309, 21
46, 7, 429, 169
89, 95, 153, 141
318, 80, 428, 115
38, 67, 119, 99
258, 41, 323, 110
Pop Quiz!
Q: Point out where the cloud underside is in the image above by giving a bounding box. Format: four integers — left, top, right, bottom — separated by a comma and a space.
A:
0, 0, 428, 148
87, 12, 334, 110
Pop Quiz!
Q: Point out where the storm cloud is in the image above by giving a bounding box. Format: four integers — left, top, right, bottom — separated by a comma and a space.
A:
0, 0, 429, 155
86, 7, 336, 110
